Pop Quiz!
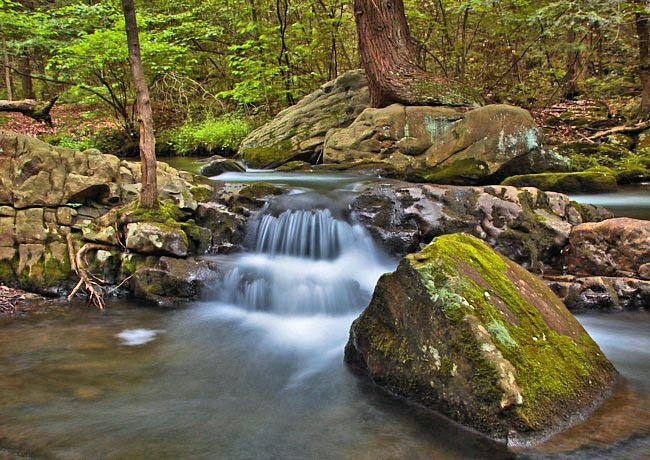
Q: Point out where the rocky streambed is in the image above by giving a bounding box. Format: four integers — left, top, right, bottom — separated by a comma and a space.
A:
1, 130, 650, 457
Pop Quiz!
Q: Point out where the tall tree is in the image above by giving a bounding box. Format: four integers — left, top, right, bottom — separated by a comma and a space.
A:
353, 0, 479, 108
121, 0, 158, 208
18, 0, 34, 99
636, 0, 650, 114
2, 36, 12, 101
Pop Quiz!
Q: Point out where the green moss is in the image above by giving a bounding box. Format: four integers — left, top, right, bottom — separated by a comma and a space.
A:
239, 139, 294, 168
487, 319, 518, 347
119, 200, 186, 224
501, 171, 618, 193
276, 161, 311, 171
190, 186, 213, 203
43, 248, 71, 283
237, 182, 283, 200
0, 258, 17, 284
408, 233, 613, 429
419, 158, 490, 184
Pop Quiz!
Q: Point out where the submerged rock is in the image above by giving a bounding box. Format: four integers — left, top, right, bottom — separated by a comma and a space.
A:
345, 233, 617, 445
238, 69, 369, 168
501, 172, 618, 193
324, 104, 568, 184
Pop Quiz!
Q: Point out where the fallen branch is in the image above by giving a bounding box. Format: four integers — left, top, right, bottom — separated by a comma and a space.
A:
588, 121, 650, 140
66, 234, 112, 310
0, 97, 58, 126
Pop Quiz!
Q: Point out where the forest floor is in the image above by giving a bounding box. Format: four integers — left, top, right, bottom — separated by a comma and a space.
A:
0, 98, 638, 157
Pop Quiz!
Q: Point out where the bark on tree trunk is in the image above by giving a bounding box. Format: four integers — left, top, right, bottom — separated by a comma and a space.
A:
563, 28, 583, 99
636, 4, 650, 114
19, 0, 35, 100
19, 56, 35, 99
0, 97, 57, 124
2, 37, 12, 101
121, 0, 158, 209
353, 0, 480, 108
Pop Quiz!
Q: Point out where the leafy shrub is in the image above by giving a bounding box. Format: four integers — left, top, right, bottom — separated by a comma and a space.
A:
41, 132, 96, 151
169, 114, 252, 156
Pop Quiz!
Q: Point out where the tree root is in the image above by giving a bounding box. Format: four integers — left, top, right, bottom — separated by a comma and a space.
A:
66, 234, 112, 310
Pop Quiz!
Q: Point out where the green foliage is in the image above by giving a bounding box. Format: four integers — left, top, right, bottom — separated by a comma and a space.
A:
5, 0, 650, 152
168, 114, 252, 155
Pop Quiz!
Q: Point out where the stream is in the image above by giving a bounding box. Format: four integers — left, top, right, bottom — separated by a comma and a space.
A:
0, 171, 648, 459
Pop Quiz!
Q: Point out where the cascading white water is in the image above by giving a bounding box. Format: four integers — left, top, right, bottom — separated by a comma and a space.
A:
218, 206, 391, 315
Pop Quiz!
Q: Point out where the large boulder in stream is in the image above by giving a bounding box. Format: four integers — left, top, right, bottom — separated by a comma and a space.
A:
238, 69, 369, 168
345, 233, 617, 445
323, 104, 569, 184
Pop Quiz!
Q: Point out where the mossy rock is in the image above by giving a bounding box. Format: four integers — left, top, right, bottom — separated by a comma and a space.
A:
276, 161, 312, 172
345, 233, 616, 445
118, 200, 189, 225
501, 172, 617, 193
0, 243, 75, 296
418, 158, 490, 185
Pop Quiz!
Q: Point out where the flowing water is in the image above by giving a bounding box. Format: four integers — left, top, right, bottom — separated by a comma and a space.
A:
0, 172, 649, 459
569, 183, 650, 220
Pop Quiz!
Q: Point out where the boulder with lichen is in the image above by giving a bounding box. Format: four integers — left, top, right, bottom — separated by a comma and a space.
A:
345, 233, 617, 445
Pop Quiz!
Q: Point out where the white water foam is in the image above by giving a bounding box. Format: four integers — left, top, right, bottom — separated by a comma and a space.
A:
116, 328, 164, 346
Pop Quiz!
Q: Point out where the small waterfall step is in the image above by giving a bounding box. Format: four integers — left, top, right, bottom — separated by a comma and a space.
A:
217, 206, 391, 315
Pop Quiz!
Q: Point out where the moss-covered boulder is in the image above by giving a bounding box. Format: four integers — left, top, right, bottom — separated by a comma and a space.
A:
238, 69, 369, 168
501, 172, 618, 193
125, 222, 189, 257
131, 256, 221, 306
345, 233, 616, 445
324, 104, 568, 185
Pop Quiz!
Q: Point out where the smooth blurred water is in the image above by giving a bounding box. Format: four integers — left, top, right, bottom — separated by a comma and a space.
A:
570, 184, 650, 220
0, 172, 648, 459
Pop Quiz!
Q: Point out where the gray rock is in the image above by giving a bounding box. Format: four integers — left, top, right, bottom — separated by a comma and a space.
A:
131, 256, 221, 305
125, 222, 189, 257
546, 275, 650, 311
345, 233, 616, 445
350, 180, 586, 272
199, 157, 246, 176
324, 104, 569, 184
238, 69, 369, 168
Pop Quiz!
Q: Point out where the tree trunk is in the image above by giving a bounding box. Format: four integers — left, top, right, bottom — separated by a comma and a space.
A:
121, 0, 158, 209
2, 37, 12, 101
18, 0, 35, 99
0, 97, 57, 124
636, 4, 650, 114
353, 0, 479, 108
563, 28, 582, 99
19, 56, 35, 99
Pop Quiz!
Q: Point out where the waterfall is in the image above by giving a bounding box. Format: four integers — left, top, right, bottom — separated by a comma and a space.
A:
217, 207, 390, 315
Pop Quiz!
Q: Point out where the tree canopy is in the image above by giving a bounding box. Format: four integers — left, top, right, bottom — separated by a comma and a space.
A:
2, 0, 649, 144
